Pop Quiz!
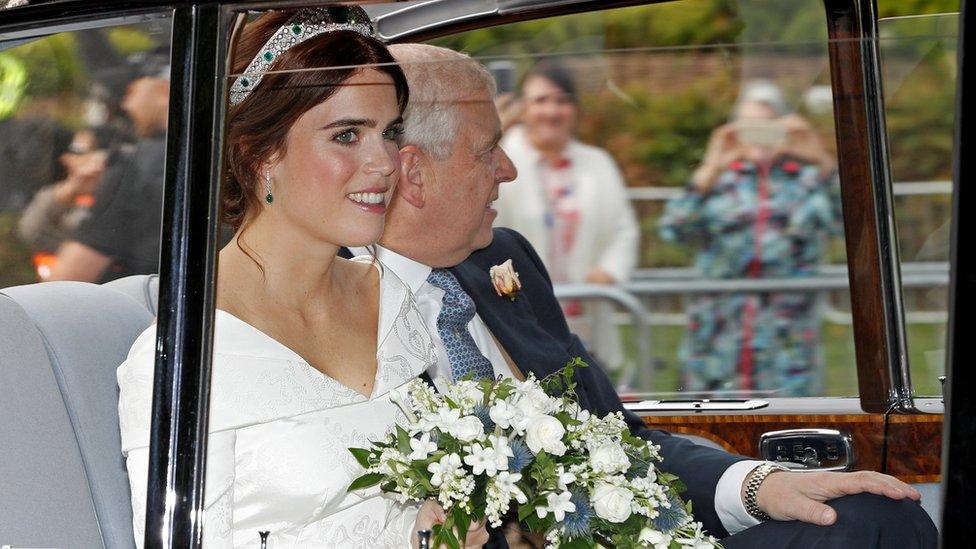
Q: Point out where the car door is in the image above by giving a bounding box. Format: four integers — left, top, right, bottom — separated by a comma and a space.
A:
366, 0, 951, 532
2, 0, 966, 546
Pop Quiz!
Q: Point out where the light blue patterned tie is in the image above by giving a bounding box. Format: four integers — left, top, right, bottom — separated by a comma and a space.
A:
427, 268, 495, 382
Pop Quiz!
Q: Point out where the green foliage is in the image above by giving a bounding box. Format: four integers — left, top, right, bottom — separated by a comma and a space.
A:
878, 0, 959, 17
107, 27, 158, 55
348, 447, 372, 468
347, 472, 384, 491
581, 78, 731, 190
8, 34, 85, 98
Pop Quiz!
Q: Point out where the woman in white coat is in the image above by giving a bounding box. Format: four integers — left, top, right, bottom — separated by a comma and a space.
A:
494, 61, 639, 373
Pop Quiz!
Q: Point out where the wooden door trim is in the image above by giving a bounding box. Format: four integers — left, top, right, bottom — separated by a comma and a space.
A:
644, 414, 942, 484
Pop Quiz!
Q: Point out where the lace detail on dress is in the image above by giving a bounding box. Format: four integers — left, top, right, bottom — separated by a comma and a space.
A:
118, 259, 432, 548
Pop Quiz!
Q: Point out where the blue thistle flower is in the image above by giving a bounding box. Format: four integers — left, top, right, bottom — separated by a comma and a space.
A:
508, 438, 533, 473
561, 489, 593, 540
653, 493, 689, 532
472, 404, 495, 433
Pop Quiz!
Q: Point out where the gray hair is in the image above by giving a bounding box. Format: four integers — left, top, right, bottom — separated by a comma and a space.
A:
389, 43, 496, 160
733, 79, 790, 119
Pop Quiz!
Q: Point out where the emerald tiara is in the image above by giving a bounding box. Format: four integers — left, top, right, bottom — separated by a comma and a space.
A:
228, 7, 375, 106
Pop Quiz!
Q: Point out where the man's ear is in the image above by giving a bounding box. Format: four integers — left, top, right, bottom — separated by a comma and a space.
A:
397, 144, 429, 209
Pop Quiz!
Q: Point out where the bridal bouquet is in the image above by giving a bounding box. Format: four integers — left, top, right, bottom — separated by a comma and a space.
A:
348, 359, 722, 549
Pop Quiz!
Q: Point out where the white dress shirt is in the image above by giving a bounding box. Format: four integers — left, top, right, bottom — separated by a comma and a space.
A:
354, 245, 765, 535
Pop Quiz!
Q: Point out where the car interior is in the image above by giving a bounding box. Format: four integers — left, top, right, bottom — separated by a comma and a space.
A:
0, 0, 958, 548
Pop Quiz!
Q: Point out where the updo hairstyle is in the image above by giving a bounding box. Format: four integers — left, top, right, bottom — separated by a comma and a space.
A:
222, 8, 409, 231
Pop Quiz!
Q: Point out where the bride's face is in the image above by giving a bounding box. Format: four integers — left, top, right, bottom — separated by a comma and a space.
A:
267, 69, 403, 248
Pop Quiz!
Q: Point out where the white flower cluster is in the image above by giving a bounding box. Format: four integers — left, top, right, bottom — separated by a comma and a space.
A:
488, 377, 560, 436
426, 453, 476, 510
486, 471, 527, 527
639, 520, 720, 549
353, 368, 722, 549
447, 380, 485, 414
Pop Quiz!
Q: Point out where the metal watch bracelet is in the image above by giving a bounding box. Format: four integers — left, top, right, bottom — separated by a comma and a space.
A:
744, 463, 789, 521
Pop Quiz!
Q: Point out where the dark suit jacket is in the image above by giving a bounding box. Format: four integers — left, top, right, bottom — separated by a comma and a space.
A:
448, 228, 747, 538
340, 229, 747, 538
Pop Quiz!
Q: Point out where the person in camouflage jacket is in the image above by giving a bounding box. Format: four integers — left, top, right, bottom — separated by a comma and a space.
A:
659, 87, 842, 396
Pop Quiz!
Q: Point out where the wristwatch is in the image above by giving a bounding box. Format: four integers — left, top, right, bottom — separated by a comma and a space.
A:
744, 462, 789, 521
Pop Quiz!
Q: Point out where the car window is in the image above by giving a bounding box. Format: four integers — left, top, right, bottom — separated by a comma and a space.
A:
430, 0, 860, 399
879, 11, 958, 397
0, 15, 171, 286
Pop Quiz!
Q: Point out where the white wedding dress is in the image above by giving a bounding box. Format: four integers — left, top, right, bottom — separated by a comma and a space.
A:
118, 259, 437, 548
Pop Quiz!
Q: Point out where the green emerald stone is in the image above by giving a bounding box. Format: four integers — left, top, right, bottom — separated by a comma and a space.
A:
240, 78, 250, 88
263, 51, 274, 62
265, 192, 274, 205
291, 24, 302, 35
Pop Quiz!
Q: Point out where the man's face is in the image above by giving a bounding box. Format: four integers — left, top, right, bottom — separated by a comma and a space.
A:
422, 91, 517, 266
121, 77, 169, 137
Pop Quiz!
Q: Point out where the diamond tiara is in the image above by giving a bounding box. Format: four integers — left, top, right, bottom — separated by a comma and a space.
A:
228, 8, 376, 106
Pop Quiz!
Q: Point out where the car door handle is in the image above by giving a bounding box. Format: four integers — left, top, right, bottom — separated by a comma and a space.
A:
759, 428, 855, 471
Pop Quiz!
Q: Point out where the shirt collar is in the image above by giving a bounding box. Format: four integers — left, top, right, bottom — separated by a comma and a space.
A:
349, 245, 432, 295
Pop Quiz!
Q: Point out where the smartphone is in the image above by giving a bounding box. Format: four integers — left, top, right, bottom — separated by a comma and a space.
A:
486, 60, 516, 95
735, 119, 787, 148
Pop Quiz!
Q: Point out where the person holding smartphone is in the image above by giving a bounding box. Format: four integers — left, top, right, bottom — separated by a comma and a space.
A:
659, 79, 841, 397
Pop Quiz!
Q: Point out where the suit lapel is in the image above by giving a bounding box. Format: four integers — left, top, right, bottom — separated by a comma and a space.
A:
451, 259, 567, 381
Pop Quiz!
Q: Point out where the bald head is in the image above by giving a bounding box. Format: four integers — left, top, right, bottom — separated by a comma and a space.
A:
389, 43, 496, 159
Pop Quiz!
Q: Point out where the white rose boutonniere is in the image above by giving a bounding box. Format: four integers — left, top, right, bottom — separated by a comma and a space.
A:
489, 259, 521, 301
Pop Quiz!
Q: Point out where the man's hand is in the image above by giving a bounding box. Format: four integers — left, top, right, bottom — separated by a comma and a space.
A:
752, 470, 921, 526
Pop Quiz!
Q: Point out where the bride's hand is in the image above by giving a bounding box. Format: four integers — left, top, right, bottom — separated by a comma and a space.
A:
412, 499, 490, 548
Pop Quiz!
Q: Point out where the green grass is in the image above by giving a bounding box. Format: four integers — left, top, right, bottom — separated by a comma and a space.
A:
618, 321, 946, 397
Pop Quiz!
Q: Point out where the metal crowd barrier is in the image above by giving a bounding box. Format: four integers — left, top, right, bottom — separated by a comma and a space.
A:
552, 262, 950, 390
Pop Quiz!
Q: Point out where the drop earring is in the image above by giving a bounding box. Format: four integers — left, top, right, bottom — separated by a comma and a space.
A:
264, 170, 274, 205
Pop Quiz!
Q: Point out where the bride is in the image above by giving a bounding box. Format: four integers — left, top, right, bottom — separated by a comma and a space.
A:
117, 7, 488, 548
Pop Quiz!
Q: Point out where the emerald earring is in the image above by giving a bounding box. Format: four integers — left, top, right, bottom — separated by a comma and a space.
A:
264, 170, 274, 204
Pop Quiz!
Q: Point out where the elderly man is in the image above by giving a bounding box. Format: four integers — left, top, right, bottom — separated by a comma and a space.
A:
353, 43, 937, 548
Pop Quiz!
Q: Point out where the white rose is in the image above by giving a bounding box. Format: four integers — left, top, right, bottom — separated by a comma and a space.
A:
514, 387, 555, 419
489, 400, 518, 429
524, 415, 566, 455
591, 482, 634, 523
449, 415, 485, 442
489, 259, 521, 298
589, 443, 631, 475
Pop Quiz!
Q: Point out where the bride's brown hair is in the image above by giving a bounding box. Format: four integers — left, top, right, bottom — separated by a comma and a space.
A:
223, 9, 409, 232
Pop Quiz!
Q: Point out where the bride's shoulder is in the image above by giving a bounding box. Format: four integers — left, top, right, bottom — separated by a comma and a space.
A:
118, 322, 158, 376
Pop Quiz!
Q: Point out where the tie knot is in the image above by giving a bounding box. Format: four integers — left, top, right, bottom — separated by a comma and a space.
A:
426, 268, 461, 293
427, 268, 476, 327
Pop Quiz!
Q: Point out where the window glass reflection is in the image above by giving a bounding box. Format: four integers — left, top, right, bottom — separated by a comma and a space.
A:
433, 0, 863, 398
880, 11, 958, 396
0, 18, 171, 286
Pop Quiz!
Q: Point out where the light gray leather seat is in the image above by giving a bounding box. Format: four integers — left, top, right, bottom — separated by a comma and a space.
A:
105, 274, 159, 318
0, 281, 152, 548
